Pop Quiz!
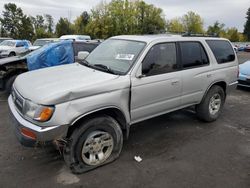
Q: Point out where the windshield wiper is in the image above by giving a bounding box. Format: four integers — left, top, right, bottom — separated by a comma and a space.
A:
92, 64, 117, 74
79, 59, 90, 67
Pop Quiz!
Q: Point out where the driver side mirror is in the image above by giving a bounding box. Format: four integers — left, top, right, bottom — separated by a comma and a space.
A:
78, 51, 89, 60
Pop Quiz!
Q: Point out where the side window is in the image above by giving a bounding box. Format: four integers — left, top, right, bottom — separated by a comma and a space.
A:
206, 40, 235, 63
142, 43, 177, 76
180, 42, 209, 68
16, 42, 24, 47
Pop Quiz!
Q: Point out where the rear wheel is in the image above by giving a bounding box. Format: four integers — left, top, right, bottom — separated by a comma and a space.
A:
63, 115, 123, 174
196, 85, 225, 122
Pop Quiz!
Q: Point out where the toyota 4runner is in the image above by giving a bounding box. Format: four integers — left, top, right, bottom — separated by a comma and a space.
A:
8, 35, 238, 173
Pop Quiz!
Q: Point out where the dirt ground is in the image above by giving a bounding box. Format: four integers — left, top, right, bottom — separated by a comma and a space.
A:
0, 52, 249, 188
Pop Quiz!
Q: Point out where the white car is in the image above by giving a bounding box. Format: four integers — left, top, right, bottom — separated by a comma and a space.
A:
29, 38, 58, 51
0, 40, 31, 58
60, 35, 91, 41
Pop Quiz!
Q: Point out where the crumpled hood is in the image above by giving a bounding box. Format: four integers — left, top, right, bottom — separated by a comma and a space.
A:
239, 60, 250, 75
0, 56, 25, 65
14, 63, 126, 105
0, 46, 13, 51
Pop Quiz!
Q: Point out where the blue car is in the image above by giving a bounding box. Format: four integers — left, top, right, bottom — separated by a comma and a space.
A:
0, 40, 100, 93
238, 60, 250, 87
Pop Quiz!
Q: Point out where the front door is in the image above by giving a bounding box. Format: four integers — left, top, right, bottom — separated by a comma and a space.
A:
131, 42, 182, 123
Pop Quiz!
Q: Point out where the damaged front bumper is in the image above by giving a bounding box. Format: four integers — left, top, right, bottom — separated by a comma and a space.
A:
8, 96, 68, 147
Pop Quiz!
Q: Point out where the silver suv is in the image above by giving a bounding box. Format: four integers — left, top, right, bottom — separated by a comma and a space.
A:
8, 35, 238, 173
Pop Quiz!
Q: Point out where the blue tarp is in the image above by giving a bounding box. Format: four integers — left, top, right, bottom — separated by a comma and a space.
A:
27, 40, 74, 71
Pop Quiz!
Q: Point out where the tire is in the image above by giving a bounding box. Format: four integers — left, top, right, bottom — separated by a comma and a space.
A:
63, 115, 123, 174
8, 52, 16, 57
5, 75, 17, 94
196, 85, 225, 122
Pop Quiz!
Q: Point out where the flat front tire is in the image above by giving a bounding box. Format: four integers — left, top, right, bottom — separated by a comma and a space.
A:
196, 85, 225, 122
63, 115, 123, 174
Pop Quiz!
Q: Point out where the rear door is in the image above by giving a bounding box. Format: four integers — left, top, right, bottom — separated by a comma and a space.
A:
15, 41, 26, 54
178, 41, 211, 106
131, 42, 182, 123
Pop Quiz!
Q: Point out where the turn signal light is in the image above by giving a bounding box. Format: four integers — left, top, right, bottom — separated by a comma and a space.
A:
21, 128, 36, 140
35, 107, 54, 122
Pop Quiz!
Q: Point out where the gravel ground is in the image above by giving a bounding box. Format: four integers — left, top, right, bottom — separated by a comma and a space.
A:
0, 52, 249, 188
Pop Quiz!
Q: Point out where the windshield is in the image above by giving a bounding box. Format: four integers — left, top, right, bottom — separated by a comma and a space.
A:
0, 40, 15, 47
85, 39, 146, 74
33, 39, 52, 46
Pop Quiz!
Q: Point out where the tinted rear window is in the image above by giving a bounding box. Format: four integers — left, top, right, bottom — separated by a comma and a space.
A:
180, 42, 209, 68
206, 40, 235, 63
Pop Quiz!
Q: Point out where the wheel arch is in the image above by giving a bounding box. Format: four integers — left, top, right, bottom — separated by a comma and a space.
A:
202, 80, 227, 102
67, 107, 129, 139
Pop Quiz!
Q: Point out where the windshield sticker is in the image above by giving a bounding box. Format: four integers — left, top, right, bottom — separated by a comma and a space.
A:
115, 54, 135, 61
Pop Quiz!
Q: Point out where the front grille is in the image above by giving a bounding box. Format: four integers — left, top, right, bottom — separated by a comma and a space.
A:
12, 89, 24, 113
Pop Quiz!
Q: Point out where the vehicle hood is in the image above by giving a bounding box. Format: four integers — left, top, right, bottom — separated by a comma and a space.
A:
0, 56, 25, 65
0, 46, 13, 51
239, 61, 250, 75
14, 63, 129, 105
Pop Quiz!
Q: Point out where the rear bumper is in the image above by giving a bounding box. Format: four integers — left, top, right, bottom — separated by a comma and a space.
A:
8, 96, 68, 147
227, 81, 238, 93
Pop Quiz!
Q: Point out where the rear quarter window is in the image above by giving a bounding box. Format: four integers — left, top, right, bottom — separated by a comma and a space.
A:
206, 40, 235, 64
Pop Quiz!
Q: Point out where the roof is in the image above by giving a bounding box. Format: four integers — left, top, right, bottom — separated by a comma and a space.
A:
111, 34, 227, 44
4, 39, 28, 42
35, 38, 58, 41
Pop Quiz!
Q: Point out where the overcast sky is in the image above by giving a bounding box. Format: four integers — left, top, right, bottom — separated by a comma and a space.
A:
0, 0, 249, 32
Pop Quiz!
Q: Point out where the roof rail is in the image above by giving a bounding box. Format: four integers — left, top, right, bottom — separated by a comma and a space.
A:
182, 33, 219, 37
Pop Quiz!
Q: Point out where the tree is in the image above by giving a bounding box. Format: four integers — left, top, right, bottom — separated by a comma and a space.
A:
0, 3, 24, 38
55, 17, 74, 37
207, 21, 225, 36
244, 7, 250, 41
85, 0, 166, 39
19, 15, 34, 40
182, 11, 204, 33
74, 11, 89, 34
30, 15, 51, 39
166, 18, 184, 33
45, 14, 54, 34
226, 27, 240, 42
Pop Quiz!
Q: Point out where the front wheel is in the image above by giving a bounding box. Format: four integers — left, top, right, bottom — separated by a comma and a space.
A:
196, 85, 225, 122
8, 52, 16, 57
63, 115, 123, 174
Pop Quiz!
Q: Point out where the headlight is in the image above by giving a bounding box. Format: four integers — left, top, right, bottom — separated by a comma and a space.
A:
1, 50, 8, 53
23, 100, 54, 122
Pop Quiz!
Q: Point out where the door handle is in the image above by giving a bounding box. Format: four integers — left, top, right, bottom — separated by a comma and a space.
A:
171, 80, 179, 85
207, 74, 212, 78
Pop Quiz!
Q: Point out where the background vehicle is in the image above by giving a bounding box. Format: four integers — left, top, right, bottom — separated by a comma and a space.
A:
0, 40, 31, 58
29, 38, 58, 51
0, 40, 100, 93
238, 60, 250, 87
0, 37, 13, 43
60, 35, 91, 41
244, 45, 250, 52
8, 35, 238, 174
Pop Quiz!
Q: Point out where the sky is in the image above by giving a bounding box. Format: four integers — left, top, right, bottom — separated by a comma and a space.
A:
0, 0, 249, 32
